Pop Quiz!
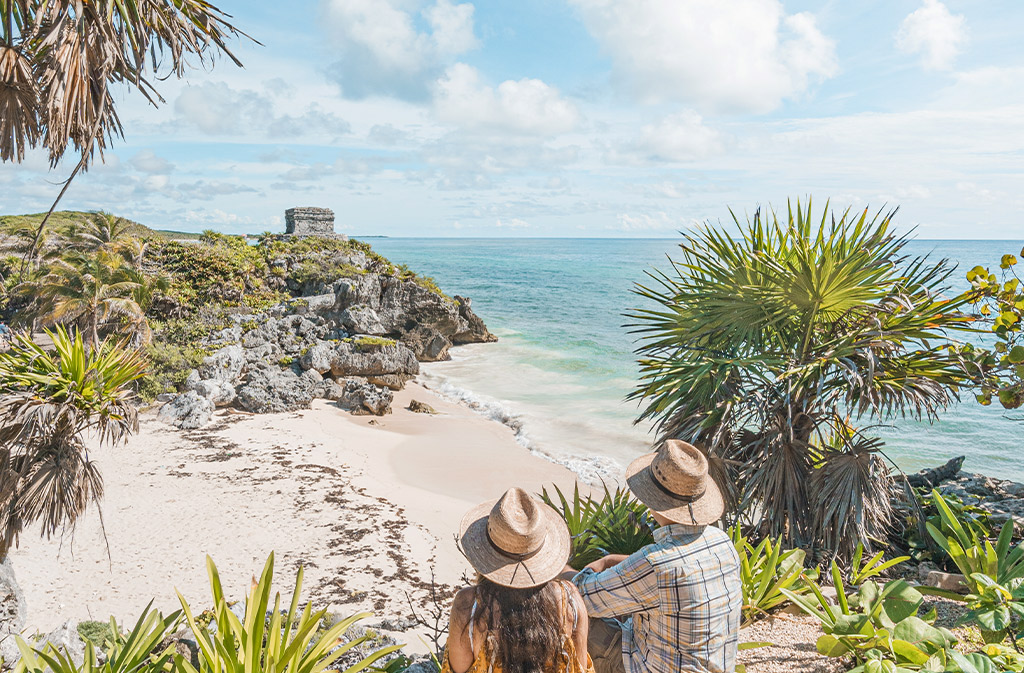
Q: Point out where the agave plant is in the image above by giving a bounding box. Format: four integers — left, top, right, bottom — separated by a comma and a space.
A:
730, 524, 816, 626
13, 602, 179, 673
0, 326, 147, 555
177, 553, 403, 673
541, 483, 656, 568
629, 199, 973, 556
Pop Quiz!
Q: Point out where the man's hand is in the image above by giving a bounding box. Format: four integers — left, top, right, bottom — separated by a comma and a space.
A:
584, 554, 628, 574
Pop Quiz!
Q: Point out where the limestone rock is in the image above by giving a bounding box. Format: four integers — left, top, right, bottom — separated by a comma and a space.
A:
198, 345, 245, 383
300, 342, 336, 374
365, 374, 414, 391
401, 325, 451, 362
408, 400, 437, 414
330, 341, 419, 378
0, 559, 26, 634
236, 368, 319, 414
924, 571, 968, 593
189, 379, 236, 407
159, 629, 199, 670
40, 620, 86, 667
452, 295, 498, 344
158, 392, 215, 429
337, 379, 393, 416
340, 304, 388, 335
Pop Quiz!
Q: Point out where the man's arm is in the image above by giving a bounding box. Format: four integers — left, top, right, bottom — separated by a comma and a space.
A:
557, 553, 628, 582
570, 550, 659, 619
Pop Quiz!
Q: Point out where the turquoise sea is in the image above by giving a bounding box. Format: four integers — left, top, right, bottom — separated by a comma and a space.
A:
368, 238, 1024, 483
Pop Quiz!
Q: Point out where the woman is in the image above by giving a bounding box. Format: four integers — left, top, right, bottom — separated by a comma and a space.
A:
442, 487, 595, 673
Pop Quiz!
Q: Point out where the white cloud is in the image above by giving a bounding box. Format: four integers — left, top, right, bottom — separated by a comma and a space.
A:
174, 82, 351, 138
568, 0, 837, 114
634, 110, 723, 161
433, 63, 579, 136
130, 150, 175, 174
495, 217, 531, 228
323, 0, 478, 100
896, 0, 966, 71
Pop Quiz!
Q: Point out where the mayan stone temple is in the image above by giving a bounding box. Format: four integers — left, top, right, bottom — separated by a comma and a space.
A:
284, 207, 347, 240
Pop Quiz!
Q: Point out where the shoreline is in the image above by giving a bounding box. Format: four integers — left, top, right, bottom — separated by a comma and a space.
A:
7, 382, 580, 648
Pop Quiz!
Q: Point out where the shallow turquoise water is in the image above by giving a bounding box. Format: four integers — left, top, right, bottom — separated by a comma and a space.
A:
368, 238, 1024, 482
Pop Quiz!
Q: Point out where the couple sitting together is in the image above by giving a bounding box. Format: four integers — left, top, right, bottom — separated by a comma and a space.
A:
441, 440, 742, 673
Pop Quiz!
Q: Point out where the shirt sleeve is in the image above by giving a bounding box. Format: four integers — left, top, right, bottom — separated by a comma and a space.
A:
571, 553, 660, 618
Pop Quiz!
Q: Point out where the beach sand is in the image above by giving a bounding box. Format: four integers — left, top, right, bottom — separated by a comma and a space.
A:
8, 383, 579, 649
8, 382, 825, 670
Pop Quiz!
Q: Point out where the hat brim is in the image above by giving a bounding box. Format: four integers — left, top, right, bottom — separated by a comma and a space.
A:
625, 452, 725, 526
458, 499, 571, 589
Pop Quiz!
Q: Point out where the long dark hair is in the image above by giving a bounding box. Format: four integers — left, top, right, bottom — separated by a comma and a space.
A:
471, 576, 566, 673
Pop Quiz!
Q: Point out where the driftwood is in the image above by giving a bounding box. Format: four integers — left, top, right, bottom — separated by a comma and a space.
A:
906, 456, 966, 488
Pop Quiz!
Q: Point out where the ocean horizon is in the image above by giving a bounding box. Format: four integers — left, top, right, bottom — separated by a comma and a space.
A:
367, 237, 1024, 484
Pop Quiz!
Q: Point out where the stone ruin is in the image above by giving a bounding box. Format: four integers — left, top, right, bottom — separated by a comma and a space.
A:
285, 207, 346, 239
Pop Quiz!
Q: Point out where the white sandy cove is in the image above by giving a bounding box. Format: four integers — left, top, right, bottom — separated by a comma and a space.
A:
8, 383, 582, 649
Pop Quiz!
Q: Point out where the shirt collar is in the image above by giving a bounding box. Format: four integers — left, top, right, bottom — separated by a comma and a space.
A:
654, 522, 706, 542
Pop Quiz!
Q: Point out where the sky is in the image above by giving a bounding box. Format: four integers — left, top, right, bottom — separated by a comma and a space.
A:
2, 0, 1024, 238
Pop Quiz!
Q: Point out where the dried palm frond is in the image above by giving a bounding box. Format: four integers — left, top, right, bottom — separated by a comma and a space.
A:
0, 44, 40, 162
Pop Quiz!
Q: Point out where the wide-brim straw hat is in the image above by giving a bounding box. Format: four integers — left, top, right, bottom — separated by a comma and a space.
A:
626, 439, 724, 526
459, 487, 571, 589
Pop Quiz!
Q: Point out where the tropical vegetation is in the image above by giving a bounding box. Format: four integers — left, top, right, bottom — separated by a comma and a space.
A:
961, 247, 1024, 414
0, 0, 248, 257
628, 200, 973, 557
0, 325, 146, 556
12, 554, 405, 673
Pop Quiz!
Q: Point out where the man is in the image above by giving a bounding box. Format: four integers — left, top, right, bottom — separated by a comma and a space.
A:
564, 439, 741, 673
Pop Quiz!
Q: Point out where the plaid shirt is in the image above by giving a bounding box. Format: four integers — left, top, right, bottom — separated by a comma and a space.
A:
572, 523, 741, 673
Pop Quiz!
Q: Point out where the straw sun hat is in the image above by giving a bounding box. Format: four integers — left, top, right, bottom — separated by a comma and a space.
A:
626, 439, 724, 526
459, 487, 571, 589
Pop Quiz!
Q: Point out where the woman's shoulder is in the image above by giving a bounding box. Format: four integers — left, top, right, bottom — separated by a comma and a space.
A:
450, 586, 478, 620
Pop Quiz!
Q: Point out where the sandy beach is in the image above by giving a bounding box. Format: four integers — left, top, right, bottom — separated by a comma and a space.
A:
7, 383, 579, 648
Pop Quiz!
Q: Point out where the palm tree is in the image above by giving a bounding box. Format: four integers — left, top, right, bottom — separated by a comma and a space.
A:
25, 250, 142, 345
0, 0, 250, 261
0, 326, 146, 556
73, 211, 135, 252
629, 200, 973, 557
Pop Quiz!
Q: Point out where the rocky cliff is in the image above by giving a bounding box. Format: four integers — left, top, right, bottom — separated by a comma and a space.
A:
157, 243, 496, 428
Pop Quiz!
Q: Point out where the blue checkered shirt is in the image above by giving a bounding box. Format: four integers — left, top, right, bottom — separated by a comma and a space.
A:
572, 523, 741, 673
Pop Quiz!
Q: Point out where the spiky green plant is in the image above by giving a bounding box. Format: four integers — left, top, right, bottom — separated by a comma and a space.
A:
629, 199, 973, 556
0, 326, 147, 556
13, 602, 179, 673
541, 483, 656, 568
730, 524, 816, 626
176, 553, 403, 673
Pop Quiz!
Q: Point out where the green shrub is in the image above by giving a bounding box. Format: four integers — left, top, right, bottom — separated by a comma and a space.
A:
75, 621, 118, 649
350, 336, 397, 350
138, 340, 207, 402
541, 483, 657, 569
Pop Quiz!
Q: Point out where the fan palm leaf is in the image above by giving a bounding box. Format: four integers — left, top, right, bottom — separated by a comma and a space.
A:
628, 198, 973, 556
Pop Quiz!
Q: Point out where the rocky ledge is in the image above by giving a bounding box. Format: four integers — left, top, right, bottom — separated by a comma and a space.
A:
158, 269, 495, 428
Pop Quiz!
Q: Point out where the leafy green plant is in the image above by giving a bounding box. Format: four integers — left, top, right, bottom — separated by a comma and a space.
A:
0, 326, 147, 555
926, 489, 1024, 592
961, 249, 1024, 414
781, 571, 956, 672
628, 199, 973, 558
176, 553, 403, 673
730, 524, 816, 625
541, 483, 657, 569
14, 602, 179, 673
959, 575, 1024, 647
849, 542, 910, 586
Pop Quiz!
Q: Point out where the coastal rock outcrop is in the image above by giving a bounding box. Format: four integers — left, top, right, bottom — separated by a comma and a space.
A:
236, 367, 322, 414
158, 391, 215, 429
155, 241, 495, 428
336, 378, 393, 416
